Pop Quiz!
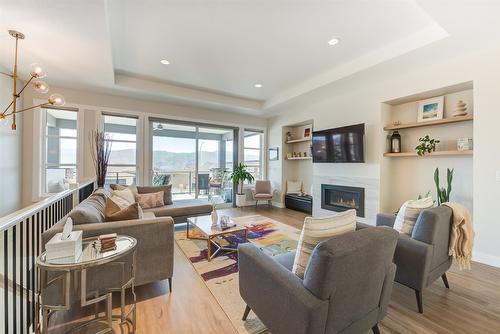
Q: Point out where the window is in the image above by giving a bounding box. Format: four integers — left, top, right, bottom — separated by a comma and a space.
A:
44, 108, 78, 193
243, 130, 263, 181
104, 114, 138, 185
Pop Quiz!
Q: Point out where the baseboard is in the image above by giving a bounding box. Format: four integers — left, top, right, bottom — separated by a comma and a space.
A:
472, 251, 500, 268
271, 201, 285, 208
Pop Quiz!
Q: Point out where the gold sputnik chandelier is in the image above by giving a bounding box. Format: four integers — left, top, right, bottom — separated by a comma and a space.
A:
0, 30, 65, 130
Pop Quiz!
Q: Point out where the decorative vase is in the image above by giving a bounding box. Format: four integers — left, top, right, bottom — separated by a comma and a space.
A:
390, 131, 402, 153
452, 100, 467, 117
236, 194, 246, 207
211, 207, 218, 227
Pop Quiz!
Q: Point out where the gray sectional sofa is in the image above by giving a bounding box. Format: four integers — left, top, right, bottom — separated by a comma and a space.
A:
42, 186, 212, 289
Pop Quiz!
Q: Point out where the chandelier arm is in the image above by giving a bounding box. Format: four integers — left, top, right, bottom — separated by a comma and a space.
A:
4, 103, 46, 117
0, 71, 13, 77
16, 75, 35, 97
2, 99, 16, 115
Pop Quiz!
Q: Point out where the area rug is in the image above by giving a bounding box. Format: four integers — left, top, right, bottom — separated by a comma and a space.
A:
174, 215, 301, 334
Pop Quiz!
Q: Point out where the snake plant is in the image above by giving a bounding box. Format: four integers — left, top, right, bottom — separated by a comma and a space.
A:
434, 167, 454, 205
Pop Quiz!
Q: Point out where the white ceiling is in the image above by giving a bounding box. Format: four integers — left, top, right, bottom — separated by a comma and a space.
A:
0, 0, 453, 116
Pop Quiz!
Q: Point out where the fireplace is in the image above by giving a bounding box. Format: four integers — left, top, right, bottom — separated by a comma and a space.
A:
321, 184, 365, 217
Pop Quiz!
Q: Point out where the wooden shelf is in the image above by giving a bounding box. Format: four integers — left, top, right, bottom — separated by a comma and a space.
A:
285, 138, 312, 144
383, 114, 473, 131
383, 150, 473, 157
286, 156, 312, 160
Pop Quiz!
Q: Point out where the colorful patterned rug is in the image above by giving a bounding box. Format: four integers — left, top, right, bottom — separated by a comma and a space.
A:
174, 215, 300, 334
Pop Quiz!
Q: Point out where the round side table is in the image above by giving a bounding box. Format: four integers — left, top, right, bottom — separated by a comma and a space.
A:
37, 235, 137, 334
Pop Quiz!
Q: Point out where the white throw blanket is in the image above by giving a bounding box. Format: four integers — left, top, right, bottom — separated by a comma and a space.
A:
443, 202, 475, 270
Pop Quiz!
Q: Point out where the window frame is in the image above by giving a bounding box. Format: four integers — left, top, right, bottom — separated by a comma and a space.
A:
102, 112, 140, 186
40, 106, 82, 196
243, 129, 264, 182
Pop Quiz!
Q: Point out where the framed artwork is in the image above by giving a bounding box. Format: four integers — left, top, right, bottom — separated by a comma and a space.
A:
417, 96, 444, 122
303, 127, 312, 138
269, 147, 279, 161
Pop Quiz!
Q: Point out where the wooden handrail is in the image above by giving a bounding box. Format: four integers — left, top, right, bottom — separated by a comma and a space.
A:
0, 179, 95, 232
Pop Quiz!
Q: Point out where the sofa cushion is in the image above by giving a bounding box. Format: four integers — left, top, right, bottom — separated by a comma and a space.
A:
273, 251, 296, 270
112, 187, 136, 205
143, 199, 212, 218
104, 198, 143, 222
137, 185, 173, 205
292, 210, 356, 279
69, 189, 108, 225
137, 191, 165, 209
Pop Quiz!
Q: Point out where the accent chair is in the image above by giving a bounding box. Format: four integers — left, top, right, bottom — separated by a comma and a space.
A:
238, 225, 399, 334
251, 180, 274, 208
376, 205, 453, 313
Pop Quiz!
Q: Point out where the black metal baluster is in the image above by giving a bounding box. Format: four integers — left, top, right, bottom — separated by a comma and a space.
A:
4, 230, 9, 334
26, 216, 31, 331
20, 220, 24, 334
13, 225, 17, 334
31, 213, 38, 324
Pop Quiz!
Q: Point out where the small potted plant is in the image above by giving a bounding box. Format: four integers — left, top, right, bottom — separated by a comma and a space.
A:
415, 135, 440, 156
230, 162, 255, 207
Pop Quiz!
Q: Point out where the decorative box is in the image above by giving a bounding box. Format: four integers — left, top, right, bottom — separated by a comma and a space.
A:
457, 138, 473, 151
46, 230, 83, 263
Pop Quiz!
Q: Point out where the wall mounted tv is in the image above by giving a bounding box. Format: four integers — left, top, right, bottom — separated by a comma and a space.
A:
312, 123, 365, 163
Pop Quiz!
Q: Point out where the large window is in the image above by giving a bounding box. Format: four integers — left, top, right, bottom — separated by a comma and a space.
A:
244, 130, 263, 181
104, 114, 138, 185
44, 108, 78, 193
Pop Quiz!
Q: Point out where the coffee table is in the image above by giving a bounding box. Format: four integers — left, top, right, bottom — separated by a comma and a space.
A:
187, 215, 248, 261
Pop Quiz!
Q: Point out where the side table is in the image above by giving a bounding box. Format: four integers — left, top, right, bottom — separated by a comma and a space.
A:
37, 235, 137, 334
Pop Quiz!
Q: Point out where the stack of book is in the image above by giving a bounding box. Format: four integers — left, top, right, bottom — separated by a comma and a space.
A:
98, 233, 117, 252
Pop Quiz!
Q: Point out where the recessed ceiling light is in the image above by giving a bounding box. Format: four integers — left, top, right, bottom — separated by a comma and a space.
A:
328, 38, 340, 46
160, 59, 170, 65
254, 83, 263, 88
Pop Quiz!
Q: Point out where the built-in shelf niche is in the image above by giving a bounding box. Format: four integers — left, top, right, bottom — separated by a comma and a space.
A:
281, 121, 314, 200
380, 81, 474, 214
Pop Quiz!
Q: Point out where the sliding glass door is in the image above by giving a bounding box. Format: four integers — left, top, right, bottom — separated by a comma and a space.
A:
151, 119, 237, 205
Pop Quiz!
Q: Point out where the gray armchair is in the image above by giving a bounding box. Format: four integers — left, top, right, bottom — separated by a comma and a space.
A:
238, 226, 398, 334
376, 205, 453, 313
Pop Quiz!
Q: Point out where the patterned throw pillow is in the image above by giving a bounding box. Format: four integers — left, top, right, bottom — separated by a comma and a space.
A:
393, 197, 434, 235
105, 198, 143, 222
136, 191, 165, 209
112, 187, 136, 205
286, 180, 303, 194
292, 209, 357, 279
137, 185, 173, 205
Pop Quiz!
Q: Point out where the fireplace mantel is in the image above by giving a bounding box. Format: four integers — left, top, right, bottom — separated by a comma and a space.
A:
321, 184, 365, 217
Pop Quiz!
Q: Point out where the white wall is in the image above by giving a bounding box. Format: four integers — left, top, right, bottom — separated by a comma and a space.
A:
0, 68, 23, 216
21, 85, 267, 206
267, 38, 500, 267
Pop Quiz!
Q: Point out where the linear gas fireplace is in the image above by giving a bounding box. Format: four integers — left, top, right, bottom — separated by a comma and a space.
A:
321, 184, 365, 217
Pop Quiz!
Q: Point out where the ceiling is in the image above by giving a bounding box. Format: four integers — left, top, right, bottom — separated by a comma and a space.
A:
0, 0, 451, 116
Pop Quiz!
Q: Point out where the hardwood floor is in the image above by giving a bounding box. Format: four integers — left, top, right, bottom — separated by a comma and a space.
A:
49, 206, 500, 334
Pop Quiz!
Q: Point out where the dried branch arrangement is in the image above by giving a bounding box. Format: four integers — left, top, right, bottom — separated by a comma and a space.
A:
89, 130, 112, 187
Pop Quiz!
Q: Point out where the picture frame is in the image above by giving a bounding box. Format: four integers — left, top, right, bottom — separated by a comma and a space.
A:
417, 96, 444, 122
269, 147, 279, 161
303, 126, 312, 139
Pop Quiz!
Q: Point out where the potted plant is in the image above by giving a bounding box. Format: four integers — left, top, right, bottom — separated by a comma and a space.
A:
89, 130, 112, 187
415, 135, 440, 156
230, 162, 255, 207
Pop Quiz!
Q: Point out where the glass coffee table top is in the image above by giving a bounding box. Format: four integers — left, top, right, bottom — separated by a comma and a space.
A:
187, 215, 247, 237
38, 235, 136, 269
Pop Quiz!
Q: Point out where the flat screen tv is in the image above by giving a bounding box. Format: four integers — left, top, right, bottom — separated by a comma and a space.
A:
312, 123, 365, 163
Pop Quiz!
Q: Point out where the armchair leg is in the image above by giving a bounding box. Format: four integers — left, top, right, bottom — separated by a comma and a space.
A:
372, 324, 381, 334
242, 305, 251, 321
441, 273, 450, 289
415, 289, 423, 314
168, 278, 172, 292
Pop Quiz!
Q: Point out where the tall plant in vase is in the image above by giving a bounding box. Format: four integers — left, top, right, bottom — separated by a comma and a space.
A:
90, 130, 112, 187
230, 162, 255, 207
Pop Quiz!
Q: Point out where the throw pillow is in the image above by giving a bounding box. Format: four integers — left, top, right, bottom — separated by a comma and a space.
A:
136, 185, 173, 205
104, 198, 143, 222
110, 184, 138, 195
287, 180, 302, 194
292, 209, 357, 279
109, 195, 132, 209
136, 191, 165, 209
393, 197, 434, 235
69, 191, 107, 224
112, 188, 136, 205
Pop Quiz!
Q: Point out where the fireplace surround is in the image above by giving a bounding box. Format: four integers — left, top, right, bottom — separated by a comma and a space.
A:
321, 184, 365, 217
